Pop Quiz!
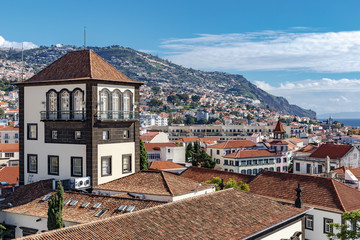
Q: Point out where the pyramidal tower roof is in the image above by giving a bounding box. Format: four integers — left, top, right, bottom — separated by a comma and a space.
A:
273, 120, 286, 133
23, 50, 142, 84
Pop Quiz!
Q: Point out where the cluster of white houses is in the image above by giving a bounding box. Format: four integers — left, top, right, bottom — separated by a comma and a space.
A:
2, 49, 360, 240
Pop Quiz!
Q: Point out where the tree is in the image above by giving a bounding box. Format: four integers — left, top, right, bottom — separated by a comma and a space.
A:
140, 139, 149, 170
151, 86, 161, 94
199, 150, 216, 169
191, 141, 201, 166
205, 177, 249, 191
0, 108, 4, 119
47, 181, 65, 230
148, 98, 162, 108
185, 142, 194, 162
191, 95, 200, 102
185, 115, 195, 125
327, 210, 360, 240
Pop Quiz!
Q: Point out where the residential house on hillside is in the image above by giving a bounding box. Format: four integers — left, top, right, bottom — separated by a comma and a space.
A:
144, 142, 185, 163
140, 131, 169, 143
0, 143, 19, 166
293, 143, 360, 175
149, 160, 187, 173
18, 189, 310, 240
16, 50, 143, 187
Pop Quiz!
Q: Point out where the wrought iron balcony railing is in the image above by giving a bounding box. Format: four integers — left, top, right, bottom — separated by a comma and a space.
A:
40, 110, 85, 121
97, 111, 139, 121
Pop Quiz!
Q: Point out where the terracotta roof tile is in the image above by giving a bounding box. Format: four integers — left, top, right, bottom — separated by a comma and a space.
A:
249, 171, 360, 212
93, 170, 211, 196
140, 132, 160, 141
310, 143, 353, 159
149, 161, 186, 170
273, 120, 286, 133
181, 166, 253, 183
0, 166, 18, 185
224, 149, 277, 159
332, 166, 360, 176
294, 144, 318, 154
22, 50, 142, 84
208, 140, 256, 149
144, 142, 177, 151
0, 126, 18, 131
18, 189, 309, 240
0, 143, 19, 152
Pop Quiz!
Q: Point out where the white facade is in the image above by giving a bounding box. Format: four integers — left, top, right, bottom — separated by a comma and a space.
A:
261, 218, 303, 240
140, 112, 168, 127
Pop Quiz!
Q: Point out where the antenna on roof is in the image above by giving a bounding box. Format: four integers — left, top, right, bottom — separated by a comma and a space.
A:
84, 26, 86, 50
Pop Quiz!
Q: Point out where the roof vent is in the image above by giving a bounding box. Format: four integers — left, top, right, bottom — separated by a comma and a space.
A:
63, 200, 71, 205
69, 200, 78, 206
95, 209, 107, 217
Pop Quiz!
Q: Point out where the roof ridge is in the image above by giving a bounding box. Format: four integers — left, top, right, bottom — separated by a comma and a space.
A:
330, 179, 346, 212
161, 171, 175, 196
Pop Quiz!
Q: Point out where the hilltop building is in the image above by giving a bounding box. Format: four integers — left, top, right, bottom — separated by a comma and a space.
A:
16, 50, 143, 187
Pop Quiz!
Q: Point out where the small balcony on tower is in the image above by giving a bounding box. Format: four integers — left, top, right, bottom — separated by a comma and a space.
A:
40, 110, 86, 121
97, 111, 139, 121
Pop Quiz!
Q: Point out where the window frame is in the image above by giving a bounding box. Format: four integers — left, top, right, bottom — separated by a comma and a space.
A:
305, 214, 314, 231
122, 154, 132, 173
52, 130, 58, 140
27, 154, 38, 174
27, 124, 38, 140
324, 218, 333, 234
71, 157, 83, 177
101, 156, 112, 177
48, 155, 59, 176
295, 162, 300, 172
74, 131, 81, 140
102, 131, 109, 140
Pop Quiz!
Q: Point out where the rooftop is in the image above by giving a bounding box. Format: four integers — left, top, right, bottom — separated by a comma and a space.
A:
20, 50, 142, 85
273, 120, 286, 133
144, 142, 178, 151
140, 132, 160, 142
0, 143, 19, 152
224, 149, 277, 159
294, 143, 318, 155
249, 170, 360, 212
208, 140, 256, 149
149, 161, 186, 170
18, 189, 309, 240
93, 170, 211, 196
0, 166, 18, 185
310, 143, 353, 159
181, 166, 253, 183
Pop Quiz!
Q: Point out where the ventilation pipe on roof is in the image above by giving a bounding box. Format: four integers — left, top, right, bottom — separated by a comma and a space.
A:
295, 183, 303, 208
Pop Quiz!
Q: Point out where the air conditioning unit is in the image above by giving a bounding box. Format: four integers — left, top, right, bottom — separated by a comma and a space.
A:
71, 177, 91, 189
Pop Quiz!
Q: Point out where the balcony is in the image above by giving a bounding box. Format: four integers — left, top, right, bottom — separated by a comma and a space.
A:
40, 110, 85, 121
97, 111, 139, 121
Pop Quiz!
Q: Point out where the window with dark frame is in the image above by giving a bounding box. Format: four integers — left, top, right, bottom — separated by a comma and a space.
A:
324, 218, 333, 234
122, 154, 132, 173
101, 156, 112, 176
123, 130, 129, 139
75, 131, 81, 140
102, 131, 109, 140
27, 124, 37, 140
48, 155, 59, 175
5, 153, 14, 158
295, 162, 300, 172
71, 157, 83, 177
52, 130, 58, 139
305, 215, 314, 230
27, 154, 38, 173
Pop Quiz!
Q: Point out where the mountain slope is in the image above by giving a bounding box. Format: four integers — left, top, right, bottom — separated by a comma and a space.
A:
0, 46, 315, 118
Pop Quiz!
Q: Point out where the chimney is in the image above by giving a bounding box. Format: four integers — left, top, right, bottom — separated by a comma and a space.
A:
295, 183, 303, 208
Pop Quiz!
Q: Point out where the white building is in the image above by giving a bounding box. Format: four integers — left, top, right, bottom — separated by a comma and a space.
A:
16, 50, 143, 187
140, 112, 168, 127
144, 142, 185, 163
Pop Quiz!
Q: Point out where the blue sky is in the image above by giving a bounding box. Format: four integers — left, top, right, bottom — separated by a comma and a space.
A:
1, 0, 360, 115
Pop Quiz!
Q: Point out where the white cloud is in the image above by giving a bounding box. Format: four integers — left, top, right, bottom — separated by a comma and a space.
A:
0, 35, 37, 49
254, 78, 359, 114
161, 30, 360, 73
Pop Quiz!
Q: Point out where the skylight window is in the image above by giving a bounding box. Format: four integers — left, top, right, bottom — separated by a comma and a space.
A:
95, 209, 108, 217
42, 195, 52, 202
81, 202, 90, 208
126, 206, 135, 212
69, 200, 78, 206
117, 205, 127, 212
92, 203, 101, 209
64, 200, 71, 205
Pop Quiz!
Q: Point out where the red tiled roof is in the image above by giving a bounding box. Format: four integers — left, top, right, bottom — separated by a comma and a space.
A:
93, 170, 211, 196
273, 120, 286, 133
224, 149, 277, 159
144, 142, 177, 151
0, 166, 18, 185
174, 137, 199, 143
18, 189, 309, 240
0, 143, 19, 152
22, 50, 142, 84
332, 166, 360, 176
0, 126, 18, 131
294, 144, 318, 154
310, 143, 353, 159
181, 166, 253, 183
249, 171, 360, 212
289, 137, 303, 144
140, 132, 160, 141
208, 140, 256, 149
4, 191, 162, 224
149, 161, 186, 170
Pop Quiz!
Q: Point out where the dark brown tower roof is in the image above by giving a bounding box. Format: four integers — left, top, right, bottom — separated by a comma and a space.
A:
273, 120, 286, 133
22, 50, 142, 84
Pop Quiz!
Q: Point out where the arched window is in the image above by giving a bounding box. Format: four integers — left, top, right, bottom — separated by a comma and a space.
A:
60, 90, 70, 120
47, 90, 57, 120
73, 89, 84, 120
112, 90, 121, 119
100, 89, 111, 120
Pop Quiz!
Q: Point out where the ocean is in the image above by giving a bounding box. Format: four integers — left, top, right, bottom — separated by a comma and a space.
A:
319, 119, 360, 128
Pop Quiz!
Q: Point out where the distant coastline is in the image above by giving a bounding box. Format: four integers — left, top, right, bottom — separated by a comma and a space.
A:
319, 118, 360, 128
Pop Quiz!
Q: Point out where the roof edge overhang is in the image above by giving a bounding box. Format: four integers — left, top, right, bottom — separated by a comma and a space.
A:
15, 78, 143, 87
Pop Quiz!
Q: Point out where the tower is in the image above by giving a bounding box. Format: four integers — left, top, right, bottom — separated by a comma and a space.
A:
273, 119, 286, 140
16, 50, 143, 187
